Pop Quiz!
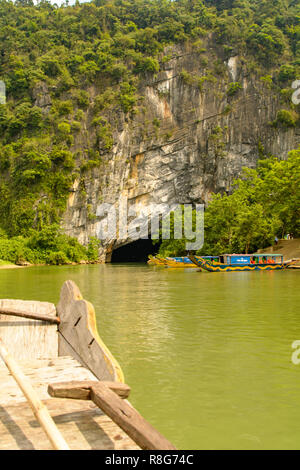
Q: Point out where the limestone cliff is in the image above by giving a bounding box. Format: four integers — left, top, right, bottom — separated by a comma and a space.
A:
61, 43, 299, 261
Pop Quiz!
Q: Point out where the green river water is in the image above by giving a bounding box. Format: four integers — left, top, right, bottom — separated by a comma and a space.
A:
0, 264, 299, 450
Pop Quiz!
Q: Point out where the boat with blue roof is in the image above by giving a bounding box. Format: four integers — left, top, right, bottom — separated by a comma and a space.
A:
163, 256, 219, 268
188, 253, 296, 272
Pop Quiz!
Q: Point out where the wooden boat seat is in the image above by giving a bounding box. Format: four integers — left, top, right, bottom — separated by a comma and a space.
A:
0, 356, 139, 450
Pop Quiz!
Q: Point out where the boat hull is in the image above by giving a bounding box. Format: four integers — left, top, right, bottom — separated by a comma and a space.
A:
148, 256, 199, 268
164, 257, 199, 268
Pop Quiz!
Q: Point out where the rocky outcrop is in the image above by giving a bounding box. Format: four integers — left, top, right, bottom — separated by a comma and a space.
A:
32, 82, 52, 112
61, 43, 299, 261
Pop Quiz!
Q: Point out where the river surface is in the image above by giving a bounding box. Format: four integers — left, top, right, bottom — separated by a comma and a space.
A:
0, 264, 299, 449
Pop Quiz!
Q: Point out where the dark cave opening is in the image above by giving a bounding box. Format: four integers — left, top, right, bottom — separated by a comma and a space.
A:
111, 238, 159, 263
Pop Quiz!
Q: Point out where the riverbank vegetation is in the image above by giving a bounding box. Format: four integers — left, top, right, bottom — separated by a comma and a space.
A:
0, 0, 299, 263
0, 259, 13, 266
0, 225, 100, 265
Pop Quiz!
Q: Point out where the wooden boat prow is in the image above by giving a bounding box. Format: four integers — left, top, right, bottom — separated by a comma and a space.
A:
0, 280, 175, 450
57, 280, 124, 383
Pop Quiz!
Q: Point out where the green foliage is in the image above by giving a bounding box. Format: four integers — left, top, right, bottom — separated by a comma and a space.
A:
201, 150, 300, 252
94, 89, 116, 112
158, 239, 187, 258
93, 117, 114, 150
280, 88, 293, 103
260, 75, 274, 89
278, 64, 296, 83
0, 225, 98, 265
180, 68, 217, 91
0, 237, 36, 264
78, 60, 100, 82
180, 69, 198, 86
246, 23, 287, 66
273, 109, 298, 128
57, 122, 71, 135
46, 251, 70, 265
154, 207, 196, 257
72, 90, 89, 109
57, 100, 73, 116
118, 82, 137, 113
227, 82, 242, 96
39, 54, 61, 78
87, 237, 101, 262
71, 120, 81, 132
135, 57, 160, 73
157, 149, 300, 256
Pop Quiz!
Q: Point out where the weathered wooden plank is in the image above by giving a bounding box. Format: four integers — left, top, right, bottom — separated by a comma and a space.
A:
0, 299, 58, 361
57, 280, 124, 383
0, 356, 96, 406
88, 382, 177, 450
0, 299, 56, 317
48, 381, 131, 400
0, 399, 140, 450
0, 308, 60, 324
49, 379, 176, 450
0, 356, 140, 450
90, 383, 176, 450
0, 337, 69, 450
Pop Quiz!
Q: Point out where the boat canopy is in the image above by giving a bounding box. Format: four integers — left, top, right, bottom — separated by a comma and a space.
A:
223, 253, 283, 257
252, 253, 283, 257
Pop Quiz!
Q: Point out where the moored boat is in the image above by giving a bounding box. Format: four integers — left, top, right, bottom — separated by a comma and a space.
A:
188, 253, 295, 272
162, 256, 220, 269
148, 255, 221, 268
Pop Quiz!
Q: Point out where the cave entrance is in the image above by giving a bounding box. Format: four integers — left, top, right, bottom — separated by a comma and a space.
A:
111, 239, 159, 263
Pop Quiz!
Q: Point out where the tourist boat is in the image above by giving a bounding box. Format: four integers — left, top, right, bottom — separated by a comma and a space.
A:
148, 255, 219, 268
162, 256, 219, 268
188, 253, 295, 272
163, 257, 199, 268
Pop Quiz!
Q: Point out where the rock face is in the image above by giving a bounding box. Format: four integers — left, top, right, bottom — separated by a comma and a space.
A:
32, 82, 52, 112
61, 43, 299, 261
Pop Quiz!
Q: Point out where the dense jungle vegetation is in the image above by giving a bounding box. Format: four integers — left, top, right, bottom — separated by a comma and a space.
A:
157, 148, 300, 257
0, 0, 299, 262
